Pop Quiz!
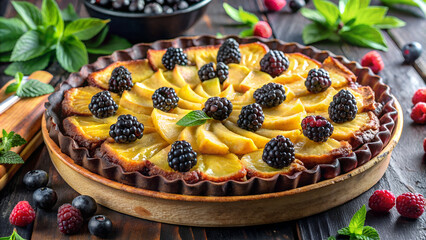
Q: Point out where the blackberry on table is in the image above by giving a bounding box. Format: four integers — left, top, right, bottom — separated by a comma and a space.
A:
152, 87, 179, 112
237, 103, 264, 132
301, 115, 334, 142
203, 97, 233, 121
328, 89, 358, 123
262, 135, 295, 169
167, 140, 197, 172
198, 62, 217, 81
260, 50, 289, 77
88, 91, 118, 118
162, 47, 188, 70
109, 115, 144, 143
109, 66, 133, 95
253, 82, 286, 108
216, 62, 229, 83
305, 68, 331, 93
217, 38, 241, 64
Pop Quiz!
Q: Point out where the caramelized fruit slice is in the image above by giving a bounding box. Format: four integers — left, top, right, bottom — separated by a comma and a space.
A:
178, 126, 199, 151
255, 129, 301, 143
195, 122, 229, 155
178, 98, 203, 110
147, 49, 167, 71
239, 70, 274, 92
210, 121, 258, 155
197, 153, 246, 182
285, 79, 309, 97
119, 90, 152, 115
222, 64, 251, 92
151, 109, 184, 144
223, 121, 270, 148
219, 84, 237, 100
133, 82, 155, 99
194, 84, 212, 98
239, 42, 269, 70
273, 73, 304, 85
186, 45, 219, 69
141, 69, 179, 91
163, 68, 187, 88
178, 85, 207, 103
231, 88, 256, 107
263, 99, 304, 117
175, 65, 200, 87
286, 53, 321, 78
348, 86, 376, 112
263, 111, 307, 131
299, 87, 338, 112
322, 56, 355, 88
201, 78, 221, 96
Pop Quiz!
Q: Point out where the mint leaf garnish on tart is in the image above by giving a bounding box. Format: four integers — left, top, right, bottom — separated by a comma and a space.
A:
176, 110, 213, 127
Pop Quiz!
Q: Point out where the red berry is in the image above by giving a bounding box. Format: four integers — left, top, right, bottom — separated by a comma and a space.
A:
264, 0, 286, 11
57, 204, 83, 235
361, 51, 384, 74
9, 201, 36, 227
253, 21, 273, 38
368, 190, 396, 212
396, 193, 425, 219
412, 88, 426, 105
411, 102, 426, 124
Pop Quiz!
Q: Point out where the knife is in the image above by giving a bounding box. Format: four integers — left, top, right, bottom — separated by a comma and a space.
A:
0, 76, 29, 115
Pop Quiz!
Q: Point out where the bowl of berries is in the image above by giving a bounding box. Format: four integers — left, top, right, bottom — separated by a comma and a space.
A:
84, 0, 211, 43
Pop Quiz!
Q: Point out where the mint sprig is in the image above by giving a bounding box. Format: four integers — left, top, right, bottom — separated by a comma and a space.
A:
176, 110, 213, 127
0, 130, 27, 164
380, 0, 426, 17
5, 72, 54, 97
328, 205, 380, 240
222, 3, 261, 38
0, 229, 26, 240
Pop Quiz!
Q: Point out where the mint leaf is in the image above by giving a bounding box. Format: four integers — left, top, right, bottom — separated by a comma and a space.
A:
176, 110, 212, 127
238, 7, 259, 26
300, 8, 327, 26
380, 0, 426, 16
61, 4, 79, 22
87, 35, 131, 55
5, 83, 19, 94
0, 229, 26, 240
303, 23, 338, 44
56, 36, 88, 72
64, 18, 109, 41
223, 3, 242, 23
374, 16, 405, 29
0, 130, 26, 153
354, 7, 388, 26
216, 32, 224, 38
0, 52, 11, 62
16, 79, 54, 98
327, 237, 336, 240
342, 0, 360, 23
0, 18, 27, 53
84, 26, 110, 49
11, 1, 43, 29
337, 227, 351, 236
362, 226, 380, 240
340, 25, 388, 51
4, 53, 51, 76
313, 0, 340, 26
348, 205, 366, 235
11, 30, 47, 62
239, 28, 254, 37
41, 0, 64, 35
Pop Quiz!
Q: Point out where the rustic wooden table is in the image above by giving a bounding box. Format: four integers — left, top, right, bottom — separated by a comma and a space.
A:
0, 0, 425, 239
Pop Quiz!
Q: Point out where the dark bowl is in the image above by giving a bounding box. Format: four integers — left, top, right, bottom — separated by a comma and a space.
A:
84, 0, 211, 43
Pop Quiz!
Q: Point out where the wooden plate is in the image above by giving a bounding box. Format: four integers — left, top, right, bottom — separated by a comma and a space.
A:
41, 98, 402, 227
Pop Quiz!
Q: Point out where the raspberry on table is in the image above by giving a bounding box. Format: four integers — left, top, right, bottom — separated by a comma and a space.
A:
410, 102, 426, 124
253, 82, 286, 108
262, 135, 295, 169
368, 189, 396, 212
396, 193, 425, 219
301, 115, 334, 142
203, 97, 233, 121
57, 204, 84, 235
328, 89, 358, 123
109, 115, 144, 143
237, 103, 265, 132
260, 50, 289, 77
198, 62, 217, 81
162, 47, 188, 70
253, 21, 272, 38
9, 201, 35, 227
109, 66, 133, 95
167, 140, 197, 172
88, 91, 118, 118
305, 68, 332, 93
264, 0, 286, 11
361, 51, 384, 74
423, 138, 426, 153
216, 62, 229, 83
217, 38, 241, 65
412, 88, 426, 105
152, 87, 179, 112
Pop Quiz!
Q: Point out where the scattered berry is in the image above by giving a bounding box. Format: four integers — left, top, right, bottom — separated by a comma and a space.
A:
289, 0, 305, 12
144, 2, 163, 14
88, 91, 118, 118
305, 68, 331, 93
328, 89, 358, 123
33, 187, 57, 210
72, 195, 98, 219
361, 51, 384, 74
216, 62, 229, 83
301, 115, 334, 142
198, 62, 216, 81
162, 47, 188, 70
57, 204, 83, 235
88, 215, 113, 238
253, 82, 286, 108
109, 66, 133, 95
260, 50, 289, 77
23, 170, 48, 191
412, 88, 426, 105
264, 0, 286, 11
402, 42, 422, 63
217, 38, 241, 65
109, 115, 144, 143
410, 102, 426, 124
152, 87, 179, 112
203, 97, 233, 121
262, 135, 295, 169
396, 193, 425, 219
237, 103, 265, 132
253, 21, 273, 38
167, 140, 197, 172
368, 189, 396, 212
9, 201, 35, 227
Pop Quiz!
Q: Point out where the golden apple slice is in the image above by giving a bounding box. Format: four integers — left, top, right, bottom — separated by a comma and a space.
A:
175, 65, 200, 87
222, 64, 250, 92
255, 129, 301, 143
232, 88, 256, 106
178, 126, 199, 151
201, 78, 221, 96
133, 82, 155, 99
263, 99, 305, 117
239, 70, 273, 92
197, 153, 246, 182
194, 84, 212, 98
178, 85, 207, 103
196, 122, 229, 155
119, 90, 153, 115
147, 49, 166, 71
263, 111, 306, 131
223, 121, 270, 148
286, 79, 309, 97
286, 53, 321, 78
239, 42, 269, 70
141, 69, 179, 91
273, 73, 304, 85
210, 121, 257, 155
322, 56, 356, 89
151, 108, 184, 144
163, 68, 187, 88
219, 84, 236, 100
178, 98, 203, 110
299, 87, 338, 112
185, 45, 219, 68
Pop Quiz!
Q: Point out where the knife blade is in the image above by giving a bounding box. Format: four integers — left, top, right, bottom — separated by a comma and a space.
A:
0, 77, 29, 115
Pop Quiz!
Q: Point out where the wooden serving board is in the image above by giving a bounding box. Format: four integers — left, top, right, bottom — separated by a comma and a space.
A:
0, 71, 53, 190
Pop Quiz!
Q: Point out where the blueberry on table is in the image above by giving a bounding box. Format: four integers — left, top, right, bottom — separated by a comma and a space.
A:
402, 42, 422, 63
23, 170, 48, 191
88, 215, 113, 238
289, 0, 305, 13
72, 195, 98, 219
33, 187, 57, 210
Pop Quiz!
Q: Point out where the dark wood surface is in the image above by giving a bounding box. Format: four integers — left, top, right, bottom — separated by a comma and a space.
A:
0, 0, 425, 239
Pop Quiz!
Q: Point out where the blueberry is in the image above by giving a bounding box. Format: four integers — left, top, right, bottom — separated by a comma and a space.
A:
175, 0, 189, 10
23, 170, 48, 191
33, 187, 57, 210
88, 215, 113, 238
144, 2, 163, 14
402, 42, 422, 63
72, 195, 97, 219
163, 5, 174, 13
289, 0, 305, 13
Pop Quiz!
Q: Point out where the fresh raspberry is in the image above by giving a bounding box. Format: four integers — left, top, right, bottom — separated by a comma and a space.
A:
361, 51, 384, 74
264, 0, 286, 11
9, 201, 36, 227
396, 193, 425, 219
368, 190, 396, 212
57, 204, 83, 235
411, 102, 426, 124
253, 21, 273, 38
412, 88, 426, 105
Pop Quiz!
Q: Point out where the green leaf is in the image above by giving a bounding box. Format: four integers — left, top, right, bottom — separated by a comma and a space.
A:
176, 110, 212, 127
374, 16, 406, 28
300, 8, 327, 26
239, 28, 253, 37
340, 25, 388, 51
348, 205, 366, 235
56, 36, 88, 72
0, 18, 27, 53
362, 226, 380, 240
223, 3, 242, 23
84, 26, 109, 48
303, 23, 337, 44
238, 6, 259, 26
0, 151, 24, 164
0, 130, 26, 153
87, 35, 131, 55
41, 0, 64, 35
337, 227, 351, 236
5, 83, 19, 94
16, 79, 54, 97
342, 0, 360, 23
61, 4, 79, 22
11, 30, 47, 61
339, 0, 349, 13
0, 52, 11, 62
64, 18, 109, 41
216, 32, 224, 38
327, 237, 337, 240
354, 7, 388, 26
313, 0, 340, 26
380, 0, 426, 16
4, 53, 51, 76
11, 1, 43, 29
5, 72, 23, 93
